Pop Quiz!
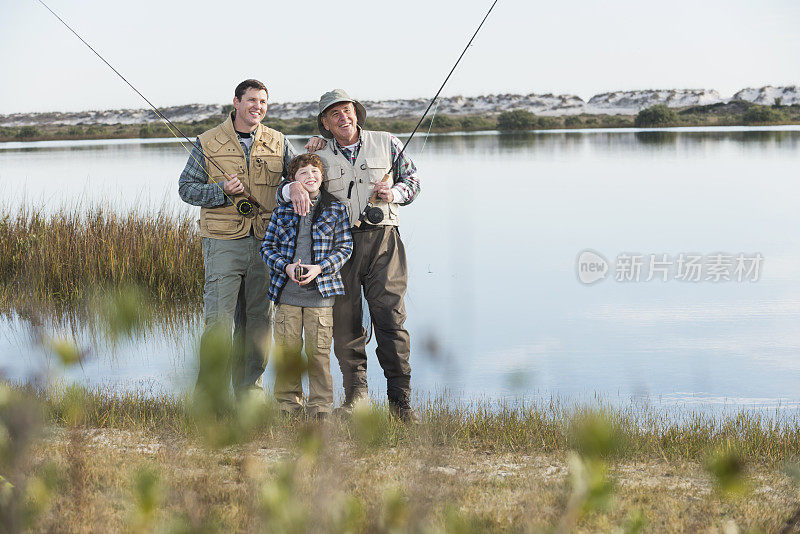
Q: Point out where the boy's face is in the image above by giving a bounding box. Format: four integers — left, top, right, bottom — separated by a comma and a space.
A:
294, 164, 323, 195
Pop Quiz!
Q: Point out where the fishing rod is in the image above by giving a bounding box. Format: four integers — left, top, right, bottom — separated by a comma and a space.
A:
354, 0, 499, 227
37, 0, 265, 219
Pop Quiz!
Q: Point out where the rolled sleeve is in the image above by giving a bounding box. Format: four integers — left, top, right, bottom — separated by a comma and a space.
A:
389, 135, 420, 205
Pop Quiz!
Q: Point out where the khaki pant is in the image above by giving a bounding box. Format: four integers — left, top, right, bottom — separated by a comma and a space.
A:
196, 235, 273, 396
333, 226, 411, 405
273, 304, 334, 415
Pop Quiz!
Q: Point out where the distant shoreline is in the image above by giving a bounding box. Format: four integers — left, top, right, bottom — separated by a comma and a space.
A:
2, 102, 799, 143
4, 124, 800, 151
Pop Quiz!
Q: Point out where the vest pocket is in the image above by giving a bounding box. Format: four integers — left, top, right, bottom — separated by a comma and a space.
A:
366, 157, 390, 183
252, 157, 284, 186
325, 172, 346, 194
204, 212, 244, 234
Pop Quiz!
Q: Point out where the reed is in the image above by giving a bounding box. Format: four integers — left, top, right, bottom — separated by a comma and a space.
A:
0, 203, 203, 310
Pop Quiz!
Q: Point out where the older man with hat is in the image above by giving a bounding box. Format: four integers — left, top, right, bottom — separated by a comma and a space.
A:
279, 89, 421, 421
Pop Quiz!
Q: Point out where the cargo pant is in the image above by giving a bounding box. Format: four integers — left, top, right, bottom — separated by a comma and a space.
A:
196, 235, 273, 396
273, 304, 335, 416
333, 226, 411, 405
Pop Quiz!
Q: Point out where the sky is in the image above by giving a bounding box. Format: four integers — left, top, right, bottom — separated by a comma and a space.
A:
1, 0, 798, 114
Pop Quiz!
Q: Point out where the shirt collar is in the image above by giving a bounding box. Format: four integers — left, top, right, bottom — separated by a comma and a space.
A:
333, 126, 362, 153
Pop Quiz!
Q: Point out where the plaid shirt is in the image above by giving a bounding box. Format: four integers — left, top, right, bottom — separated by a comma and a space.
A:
178, 130, 299, 207
260, 190, 353, 301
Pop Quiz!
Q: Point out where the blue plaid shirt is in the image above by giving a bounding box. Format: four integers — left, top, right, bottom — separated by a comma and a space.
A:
260, 191, 353, 301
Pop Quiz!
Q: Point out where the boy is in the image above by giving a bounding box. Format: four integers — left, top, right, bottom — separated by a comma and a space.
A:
260, 154, 353, 419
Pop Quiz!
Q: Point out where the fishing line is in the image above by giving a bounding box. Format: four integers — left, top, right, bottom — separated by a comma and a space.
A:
388, 0, 498, 170
416, 98, 440, 157
354, 0, 499, 226
36, 0, 265, 217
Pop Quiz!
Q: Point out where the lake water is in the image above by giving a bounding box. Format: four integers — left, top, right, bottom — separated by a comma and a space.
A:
2, 127, 800, 413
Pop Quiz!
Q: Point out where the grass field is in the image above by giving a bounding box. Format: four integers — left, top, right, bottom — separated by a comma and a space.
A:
3, 384, 800, 532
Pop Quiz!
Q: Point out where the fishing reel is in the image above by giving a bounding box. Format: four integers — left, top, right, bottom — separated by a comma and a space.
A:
236, 199, 256, 218
364, 205, 384, 225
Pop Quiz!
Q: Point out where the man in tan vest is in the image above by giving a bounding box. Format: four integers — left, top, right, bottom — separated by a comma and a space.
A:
280, 89, 422, 422
179, 79, 301, 399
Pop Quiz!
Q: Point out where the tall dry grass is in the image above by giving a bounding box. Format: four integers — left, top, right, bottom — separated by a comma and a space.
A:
8, 383, 798, 466
0, 204, 202, 309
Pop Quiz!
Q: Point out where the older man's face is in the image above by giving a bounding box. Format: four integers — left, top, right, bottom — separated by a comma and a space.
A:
321, 102, 359, 144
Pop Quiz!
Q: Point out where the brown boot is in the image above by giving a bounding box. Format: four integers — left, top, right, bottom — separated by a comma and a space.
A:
389, 400, 420, 424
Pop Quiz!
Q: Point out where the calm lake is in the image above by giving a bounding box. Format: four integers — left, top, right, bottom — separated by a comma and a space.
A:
2, 127, 800, 413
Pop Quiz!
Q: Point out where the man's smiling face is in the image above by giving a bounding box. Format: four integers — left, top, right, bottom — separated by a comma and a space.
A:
233, 88, 268, 131
321, 102, 359, 145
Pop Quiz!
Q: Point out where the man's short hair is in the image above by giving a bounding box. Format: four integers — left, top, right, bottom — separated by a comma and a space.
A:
287, 154, 324, 181
234, 79, 268, 100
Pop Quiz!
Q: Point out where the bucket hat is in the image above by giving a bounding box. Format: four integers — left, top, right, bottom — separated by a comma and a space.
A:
317, 89, 367, 138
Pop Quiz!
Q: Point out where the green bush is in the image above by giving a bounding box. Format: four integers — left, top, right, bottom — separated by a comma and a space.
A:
291, 118, 318, 135
497, 109, 537, 130
742, 106, 787, 124
564, 116, 582, 128
459, 116, 495, 130
84, 125, 103, 137
15, 126, 39, 139
536, 116, 558, 129
600, 115, 631, 127
387, 120, 411, 133
634, 105, 677, 127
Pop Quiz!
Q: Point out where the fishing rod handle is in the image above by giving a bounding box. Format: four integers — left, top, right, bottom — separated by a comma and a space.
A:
368, 173, 393, 203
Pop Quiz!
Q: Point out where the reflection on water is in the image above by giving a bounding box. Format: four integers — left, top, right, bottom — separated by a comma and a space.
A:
2, 127, 800, 414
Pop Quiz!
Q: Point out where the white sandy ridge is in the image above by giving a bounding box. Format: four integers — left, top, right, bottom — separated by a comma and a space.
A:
1, 85, 798, 127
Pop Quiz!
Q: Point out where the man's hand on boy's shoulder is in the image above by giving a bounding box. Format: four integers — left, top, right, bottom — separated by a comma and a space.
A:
288, 181, 311, 216
304, 136, 326, 153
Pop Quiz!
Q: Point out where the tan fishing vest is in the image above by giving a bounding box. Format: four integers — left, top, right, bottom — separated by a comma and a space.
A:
197, 113, 284, 239
314, 130, 400, 228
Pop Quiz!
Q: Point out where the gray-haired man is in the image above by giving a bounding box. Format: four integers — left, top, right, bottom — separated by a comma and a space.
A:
279, 89, 421, 421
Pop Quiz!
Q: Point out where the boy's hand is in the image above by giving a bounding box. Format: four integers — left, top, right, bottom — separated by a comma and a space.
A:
289, 181, 311, 216
285, 259, 301, 283
298, 264, 322, 285
304, 137, 327, 152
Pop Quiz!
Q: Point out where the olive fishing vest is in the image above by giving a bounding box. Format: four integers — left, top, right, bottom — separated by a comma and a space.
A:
314, 130, 400, 228
197, 113, 284, 239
